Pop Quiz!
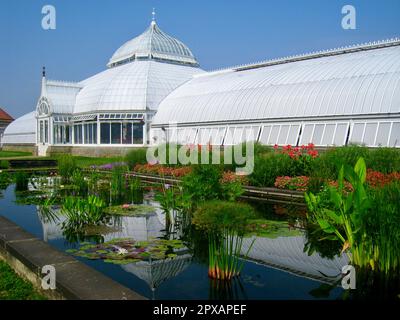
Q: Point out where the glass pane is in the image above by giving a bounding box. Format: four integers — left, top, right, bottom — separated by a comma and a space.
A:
389, 122, 400, 147
363, 123, 378, 146
350, 123, 365, 144
277, 125, 290, 145
224, 128, 235, 145
259, 126, 271, 144
93, 123, 97, 144
375, 122, 391, 147
132, 124, 143, 144
111, 123, 121, 144
268, 126, 280, 145
333, 123, 348, 146
287, 125, 300, 145
321, 124, 335, 146
100, 123, 110, 144
233, 127, 243, 145
312, 124, 324, 145
122, 123, 132, 144
300, 124, 314, 145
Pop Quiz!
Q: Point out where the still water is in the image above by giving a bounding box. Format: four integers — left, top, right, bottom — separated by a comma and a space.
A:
0, 184, 346, 300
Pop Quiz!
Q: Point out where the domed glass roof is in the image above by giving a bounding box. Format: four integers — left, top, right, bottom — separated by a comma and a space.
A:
108, 21, 199, 68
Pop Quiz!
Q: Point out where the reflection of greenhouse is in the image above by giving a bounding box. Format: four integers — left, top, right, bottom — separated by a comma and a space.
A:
37, 205, 166, 242
122, 253, 192, 295
241, 236, 348, 284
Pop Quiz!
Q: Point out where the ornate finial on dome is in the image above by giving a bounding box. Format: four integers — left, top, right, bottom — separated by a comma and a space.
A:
42, 66, 46, 78
151, 8, 156, 24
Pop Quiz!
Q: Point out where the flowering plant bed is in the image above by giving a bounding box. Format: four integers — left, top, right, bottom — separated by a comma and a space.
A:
134, 164, 192, 178
274, 176, 310, 191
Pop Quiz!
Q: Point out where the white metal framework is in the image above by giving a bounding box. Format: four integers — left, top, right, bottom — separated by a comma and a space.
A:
152, 39, 400, 148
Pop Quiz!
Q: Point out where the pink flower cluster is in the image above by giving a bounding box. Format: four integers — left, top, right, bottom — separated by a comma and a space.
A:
273, 143, 318, 159
366, 169, 400, 188
274, 176, 310, 191
134, 164, 192, 178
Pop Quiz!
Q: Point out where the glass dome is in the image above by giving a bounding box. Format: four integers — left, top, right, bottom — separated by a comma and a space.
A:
108, 21, 199, 68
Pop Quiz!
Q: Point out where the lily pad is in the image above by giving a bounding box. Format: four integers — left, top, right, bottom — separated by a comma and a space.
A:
104, 204, 155, 217
72, 238, 187, 265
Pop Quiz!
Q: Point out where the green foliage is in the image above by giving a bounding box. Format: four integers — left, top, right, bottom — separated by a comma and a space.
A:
0, 160, 9, 169
58, 155, 77, 182
311, 146, 400, 181
306, 157, 400, 274
110, 165, 127, 198
220, 179, 244, 202
72, 238, 186, 265
0, 261, 46, 300
0, 150, 32, 158
61, 195, 107, 231
193, 200, 256, 280
70, 169, 88, 196
14, 172, 29, 191
193, 200, 256, 235
125, 148, 148, 168
366, 147, 400, 174
103, 204, 155, 216
363, 181, 400, 274
0, 172, 12, 189
181, 165, 223, 203
249, 153, 294, 187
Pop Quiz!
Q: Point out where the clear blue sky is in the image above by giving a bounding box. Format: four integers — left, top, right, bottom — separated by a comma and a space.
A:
0, 0, 399, 118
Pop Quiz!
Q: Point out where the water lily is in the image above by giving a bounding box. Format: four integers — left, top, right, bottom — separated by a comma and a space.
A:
122, 204, 130, 209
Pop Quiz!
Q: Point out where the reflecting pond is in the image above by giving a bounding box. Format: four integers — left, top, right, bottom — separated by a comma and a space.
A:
0, 176, 349, 300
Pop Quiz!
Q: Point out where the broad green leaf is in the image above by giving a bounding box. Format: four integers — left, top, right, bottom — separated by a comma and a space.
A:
354, 157, 367, 183
316, 218, 336, 234
323, 209, 343, 224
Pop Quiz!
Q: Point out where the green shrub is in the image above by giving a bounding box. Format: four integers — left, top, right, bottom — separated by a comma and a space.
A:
0, 160, 9, 169
193, 200, 256, 280
181, 165, 223, 203
366, 148, 400, 173
249, 153, 294, 187
311, 145, 370, 180
58, 155, 77, 182
14, 172, 29, 191
125, 148, 148, 168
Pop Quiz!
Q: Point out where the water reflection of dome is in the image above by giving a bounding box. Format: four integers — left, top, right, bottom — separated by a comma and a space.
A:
37, 206, 167, 242
122, 253, 192, 293
103, 213, 165, 242
241, 236, 348, 284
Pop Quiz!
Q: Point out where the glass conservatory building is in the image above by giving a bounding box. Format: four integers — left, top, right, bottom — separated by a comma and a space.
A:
2, 19, 202, 155
152, 39, 400, 148
2, 17, 400, 155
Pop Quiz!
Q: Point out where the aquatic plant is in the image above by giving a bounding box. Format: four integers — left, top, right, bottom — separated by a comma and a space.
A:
61, 195, 106, 231
110, 165, 127, 199
305, 158, 371, 268
58, 155, 77, 183
125, 148, 148, 168
70, 169, 88, 196
0, 172, 12, 190
14, 172, 29, 191
69, 238, 186, 265
305, 157, 400, 276
192, 201, 256, 280
103, 204, 155, 217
